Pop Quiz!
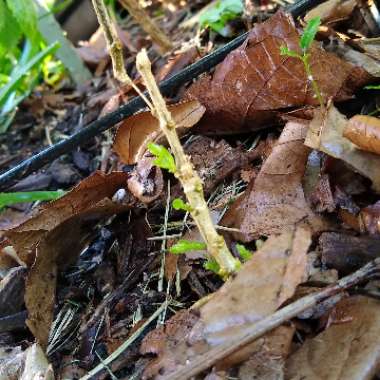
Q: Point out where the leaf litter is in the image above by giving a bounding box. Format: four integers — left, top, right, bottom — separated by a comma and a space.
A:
2, 2, 380, 379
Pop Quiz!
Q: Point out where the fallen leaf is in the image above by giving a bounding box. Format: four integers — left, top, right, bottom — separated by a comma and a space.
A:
127, 157, 164, 203
113, 100, 205, 164
305, 0, 356, 24
187, 11, 370, 134
359, 200, 380, 235
25, 200, 130, 349
320, 232, 380, 274
141, 228, 311, 378
343, 115, 380, 155
3, 171, 129, 265
305, 104, 380, 192
353, 37, 380, 61
285, 296, 380, 380
222, 120, 327, 242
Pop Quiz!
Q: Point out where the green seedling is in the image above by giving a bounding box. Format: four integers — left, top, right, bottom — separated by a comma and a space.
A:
280, 17, 324, 110
172, 198, 192, 212
0, 190, 65, 211
147, 142, 176, 174
169, 239, 207, 254
236, 243, 253, 262
200, 0, 243, 36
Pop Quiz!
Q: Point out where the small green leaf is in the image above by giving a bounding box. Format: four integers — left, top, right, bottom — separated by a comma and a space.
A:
172, 198, 192, 212
147, 143, 176, 174
200, 0, 243, 35
236, 243, 253, 262
0, 0, 6, 33
365, 84, 380, 90
169, 240, 207, 254
300, 17, 321, 52
203, 257, 220, 274
280, 45, 301, 59
0, 190, 65, 210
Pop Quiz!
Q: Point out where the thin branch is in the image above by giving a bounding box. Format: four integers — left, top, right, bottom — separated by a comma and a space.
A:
119, 0, 173, 54
162, 257, 380, 380
136, 49, 240, 277
91, 0, 152, 108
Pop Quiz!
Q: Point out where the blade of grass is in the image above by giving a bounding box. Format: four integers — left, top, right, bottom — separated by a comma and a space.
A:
0, 41, 59, 109
0, 190, 65, 209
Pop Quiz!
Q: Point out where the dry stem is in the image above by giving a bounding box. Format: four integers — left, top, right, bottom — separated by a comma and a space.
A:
119, 0, 172, 54
163, 257, 380, 380
136, 49, 240, 276
91, 0, 152, 108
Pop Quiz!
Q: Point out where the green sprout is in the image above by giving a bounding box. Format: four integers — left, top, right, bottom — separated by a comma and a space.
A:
0, 190, 65, 211
236, 243, 253, 262
200, 0, 243, 36
169, 239, 207, 254
172, 198, 192, 212
147, 142, 176, 174
280, 17, 324, 110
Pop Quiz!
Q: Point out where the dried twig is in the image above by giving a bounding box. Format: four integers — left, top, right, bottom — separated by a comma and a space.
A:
91, 0, 152, 108
136, 49, 240, 276
163, 257, 380, 380
119, 0, 172, 54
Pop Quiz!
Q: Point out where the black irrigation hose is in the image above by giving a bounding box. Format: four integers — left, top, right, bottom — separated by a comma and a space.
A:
0, 0, 325, 189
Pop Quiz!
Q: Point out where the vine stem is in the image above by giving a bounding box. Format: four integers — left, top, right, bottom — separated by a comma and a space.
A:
302, 53, 325, 112
91, 0, 152, 109
136, 49, 240, 277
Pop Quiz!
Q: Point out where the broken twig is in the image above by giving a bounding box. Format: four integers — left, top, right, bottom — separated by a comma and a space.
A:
136, 49, 240, 276
163, 257, 380, 379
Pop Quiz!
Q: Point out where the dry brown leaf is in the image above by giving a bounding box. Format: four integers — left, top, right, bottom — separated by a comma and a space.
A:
305, 0, 356, 24
187, 11, 370, 134
343, 115, 380, 155
3, 171, 129, 265
285, 296, 380, 380
305, 104, 380, 192
113, 100, 205, 164
141, 228, 311, 378
221, 120, 327, 242
354, 37, 380, 61
25, 200, 130, 349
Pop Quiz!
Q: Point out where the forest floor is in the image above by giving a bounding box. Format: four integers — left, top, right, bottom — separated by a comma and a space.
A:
1, 0, 380, 379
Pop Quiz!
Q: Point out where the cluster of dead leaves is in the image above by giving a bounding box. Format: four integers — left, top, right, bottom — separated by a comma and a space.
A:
2, 2, 380, 379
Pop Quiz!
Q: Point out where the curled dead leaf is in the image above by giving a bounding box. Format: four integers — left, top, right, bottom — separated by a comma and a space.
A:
343, 115, 380, 155
305, 0, 356, 24
305, 104, 380, 192
113, 100, 205, 164
127, 157, 164, 203
359, 200, 380, 235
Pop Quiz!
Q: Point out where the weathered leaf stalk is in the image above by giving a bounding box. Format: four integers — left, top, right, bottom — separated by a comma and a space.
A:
136, 49, 240, 277
91, 0, 152, 108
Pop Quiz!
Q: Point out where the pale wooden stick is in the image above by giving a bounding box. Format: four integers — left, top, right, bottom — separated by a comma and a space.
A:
163, 257, 380, 380
91, 0, 152, 108
136, 49, 240, 276
119, 0, 173, 54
